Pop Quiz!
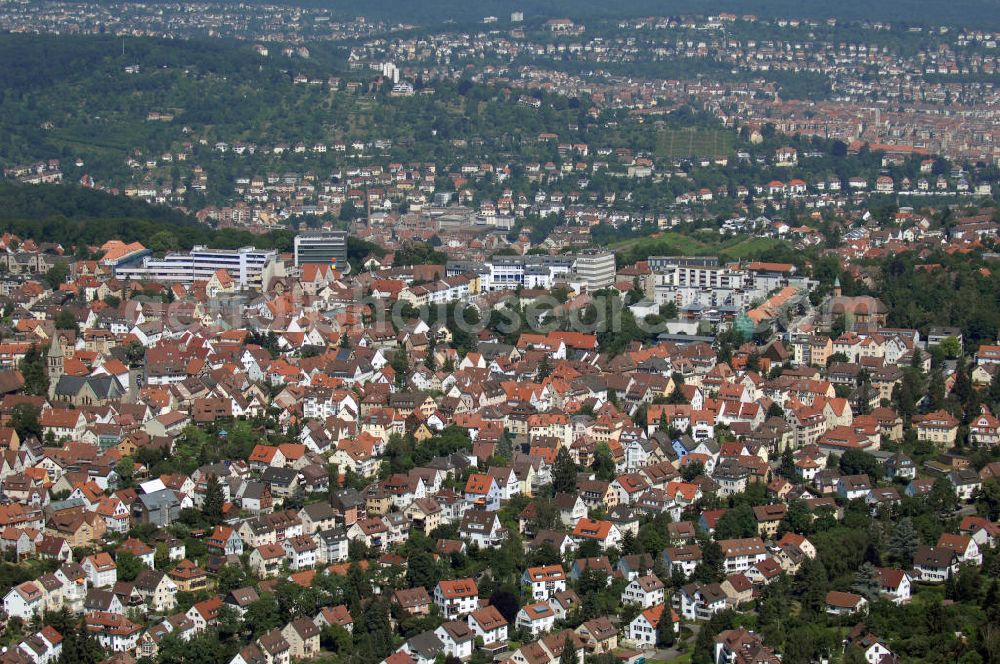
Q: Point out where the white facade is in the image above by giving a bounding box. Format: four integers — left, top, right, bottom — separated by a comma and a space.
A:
116, 245, 276, 289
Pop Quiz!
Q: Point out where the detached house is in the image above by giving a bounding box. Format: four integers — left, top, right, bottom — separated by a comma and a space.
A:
133, 570, 178, 613
522, 564, 567, 601
571, 518, 621, 550
206, 525, 243, 557
283, 534, 319, 570
82, 552, 117, 588
281, 617, 320, 660
434, 621, 475, 661
468, 605, 508, 653
915, 410, 959, 448
249, 543, 285, 578
4, 581, 44, 619
717, 538, 767, 573
674, 582, 727, 621
627, 604, 679, 646
463, 474, 502, 511
576, 616, 618, 654
937, 533, 982, 566
516, 601, 556, 636
434, 579, 478, 619
825, 591, 868, 615
914, 545, 958, 582
622, 574, 665, 608
875, 568, 911, 605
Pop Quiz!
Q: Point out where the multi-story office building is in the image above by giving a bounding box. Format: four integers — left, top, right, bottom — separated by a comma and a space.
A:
447, 252, 615, 292
448, 255, 575, 291
573, 250, 616, 290
294, 231, 349, 272
115, 245, 277, 289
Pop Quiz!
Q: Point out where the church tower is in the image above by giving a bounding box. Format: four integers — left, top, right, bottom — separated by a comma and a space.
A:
47, 335, 64, 398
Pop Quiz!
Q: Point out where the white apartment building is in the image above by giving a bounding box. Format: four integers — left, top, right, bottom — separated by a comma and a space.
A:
115, 245, 277, 289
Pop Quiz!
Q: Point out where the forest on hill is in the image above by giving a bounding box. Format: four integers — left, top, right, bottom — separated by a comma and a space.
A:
0, 183, 295, 252
222, 0, 1000, 29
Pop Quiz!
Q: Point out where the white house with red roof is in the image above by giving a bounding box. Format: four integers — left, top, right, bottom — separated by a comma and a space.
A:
969, 407, 1000, 447
521, 564, 567, 601
571, 518, 622, 550
468, 605, 507, 652
959, 515, 999, 549
937, 533, 982, 566
434, 579, 479, 619
626, 604, 679, 646
515, 601, 556, 636
3, 581, 44, 619
875, 568, 911, 604
463, 473, 502, 511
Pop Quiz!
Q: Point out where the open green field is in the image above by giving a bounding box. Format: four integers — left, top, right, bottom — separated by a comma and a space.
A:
609, 232, 712, 255
608, 232, 787, 263
656, 128, 734, 159
717, 236, 787, 260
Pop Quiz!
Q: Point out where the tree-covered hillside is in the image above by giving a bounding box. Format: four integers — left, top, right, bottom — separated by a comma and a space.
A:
0, 183, 294, 252
230, 0, 1000, 29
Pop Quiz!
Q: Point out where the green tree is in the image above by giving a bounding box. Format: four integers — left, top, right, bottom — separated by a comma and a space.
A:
591, 443, 616, 482
18, 345, 49, 396
44, 262, 69, 290
54, 309, 78, 332
953, 358, 972, 407
975, 479, 1000, 520
9, 403, 42, 441
852, 562, 881, 602
656, 608, 676, 647
320, 624, 353, 654
779, 499, 813, 536
216, 564, 249, 595
356, 598, 394, 659
148, 230, 180, 254
536, 354, 552, 381
488, 589, 520, 624
938, 336, 961, 359
693, 541, 724, 583
691, 609, 736, 664
779, 447, 796, 480
793, 557, 829, 615
553, 447, 577, 494
405, 550, 439, 590
888, 517, 918, 566
927, 368, 946, 412
713, 503, 757, 540
620, 530, 640, 556
839, 448, 880, 482
681, 460, 704, 482
928, 477, 958, 516
390, 349, 409, 387
57, 619, 103, 664
202, 474, 225, 524
559, 634, 577, 664
114, 457, 135, 489
244, 594, 282, 636
114, 552, 143, 582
